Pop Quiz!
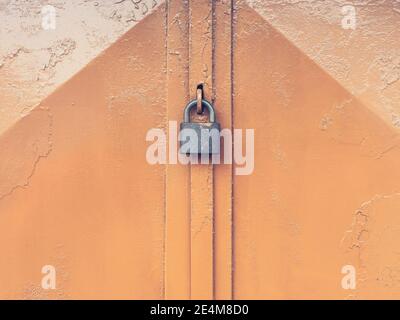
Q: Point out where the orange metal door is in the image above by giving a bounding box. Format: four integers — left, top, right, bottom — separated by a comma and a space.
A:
0, 4, 168, 299
1, 0, 400, 300
232, 1, 400, 299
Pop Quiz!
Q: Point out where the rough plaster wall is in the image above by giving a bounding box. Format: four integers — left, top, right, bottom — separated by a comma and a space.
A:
249, 0, 400, 129
0, 0, 162, 135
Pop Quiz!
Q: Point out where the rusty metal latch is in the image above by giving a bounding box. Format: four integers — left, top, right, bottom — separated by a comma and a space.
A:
196, 84, 204, 114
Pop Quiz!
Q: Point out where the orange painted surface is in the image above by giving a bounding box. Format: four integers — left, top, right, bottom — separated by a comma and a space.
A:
164, 0, 191, 300
188, 0, 215, 300
1, 0, 400, 300
213, 0, 233, 300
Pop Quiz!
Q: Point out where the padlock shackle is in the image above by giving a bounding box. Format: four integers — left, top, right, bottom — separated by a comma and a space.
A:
183, 99, 216, 123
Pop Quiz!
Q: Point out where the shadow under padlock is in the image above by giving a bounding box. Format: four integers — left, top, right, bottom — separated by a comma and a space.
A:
179, 99, 221, 155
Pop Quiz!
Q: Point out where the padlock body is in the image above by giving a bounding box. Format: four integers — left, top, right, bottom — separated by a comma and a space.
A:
179, 122, 220, 155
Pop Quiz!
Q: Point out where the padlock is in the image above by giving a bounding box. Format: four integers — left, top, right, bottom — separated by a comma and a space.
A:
179, 99, 220, 155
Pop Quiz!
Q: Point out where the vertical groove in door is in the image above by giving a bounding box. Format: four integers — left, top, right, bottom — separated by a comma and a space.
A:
162, 1, 168, 299
164, 0, 191, 300
188, 0, 214, 300
230, 0, 236, 300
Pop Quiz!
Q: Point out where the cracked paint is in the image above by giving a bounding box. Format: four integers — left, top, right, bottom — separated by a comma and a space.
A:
0, 107, 53, 200
342, 194, 400, 298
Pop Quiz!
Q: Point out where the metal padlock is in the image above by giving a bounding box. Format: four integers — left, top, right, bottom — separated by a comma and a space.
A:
179, 99, 220, 155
